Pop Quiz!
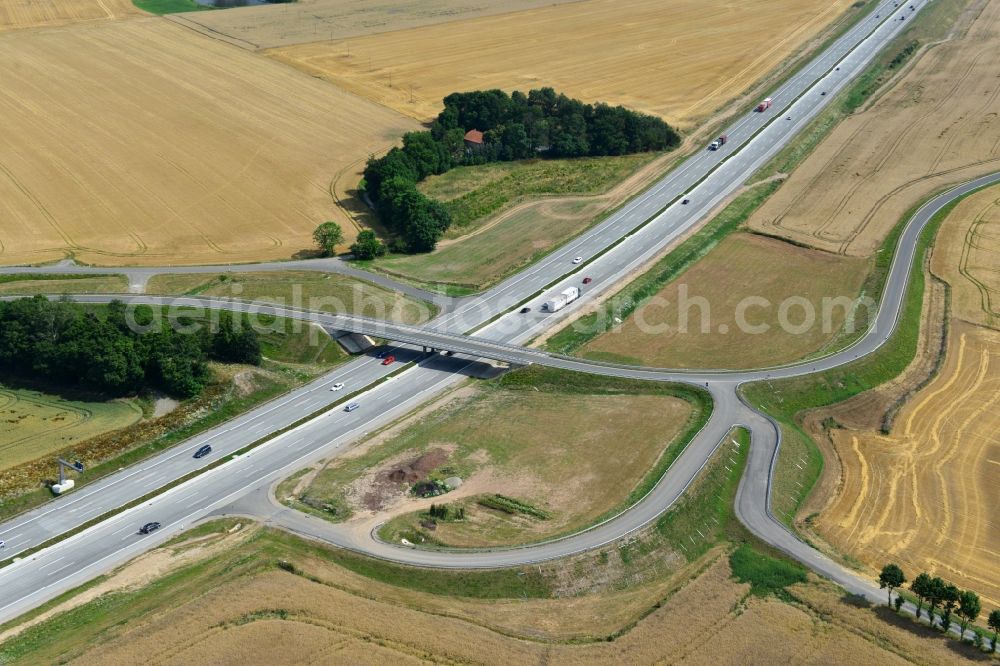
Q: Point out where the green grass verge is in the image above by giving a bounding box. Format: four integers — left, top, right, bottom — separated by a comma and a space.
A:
132, 0, 212, 14
729, 543, 807, 600
419, 154, 656, 233
0, 274, 119, 284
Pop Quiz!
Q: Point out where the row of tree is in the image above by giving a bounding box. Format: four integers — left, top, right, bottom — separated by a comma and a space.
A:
362, 87, 681, 254
878, 563, 1000, 650
0, 297, 261, 398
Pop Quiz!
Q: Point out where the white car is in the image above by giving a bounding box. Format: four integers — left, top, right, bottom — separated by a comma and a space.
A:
572, 256, 583, 264
330, 382, 345, 391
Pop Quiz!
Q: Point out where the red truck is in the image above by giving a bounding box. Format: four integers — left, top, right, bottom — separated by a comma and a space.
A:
755, 97, 773, 112
709, 134, 728, 150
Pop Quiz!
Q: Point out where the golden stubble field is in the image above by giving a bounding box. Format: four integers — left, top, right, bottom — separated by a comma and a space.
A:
747, 0, 1000, 256
11, 532, 973, 666
0, 0, 138, 32
169, 0, 583, 50
814, 321, 1000, 610
933, 183, 1000, 328
0, 18, 417, 267
266, 0, 854, 128
808, 185, 1000, 612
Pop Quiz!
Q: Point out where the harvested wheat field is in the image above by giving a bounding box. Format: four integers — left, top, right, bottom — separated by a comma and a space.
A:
814, 320, 1000, 611
579, 232, 870, 369
0, 18, 417, 267
0, 524, 979, 665
932, 183, 1000, 328
169, 0, 583, 50
0, 0, 139, 32
267, 0, 854, 127
748, 0, 1000, 256
807, 186, 1000, 612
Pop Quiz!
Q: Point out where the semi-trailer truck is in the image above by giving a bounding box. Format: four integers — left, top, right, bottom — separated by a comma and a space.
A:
544, 286, 580, 312
709, 134, 728, 150
755, 97, 772, 112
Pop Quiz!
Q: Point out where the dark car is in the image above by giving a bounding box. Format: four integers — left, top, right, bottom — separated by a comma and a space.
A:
139, 522, 161, 535
520, 306, 531, 313
375, 349, 390, 359
582, 277, 593, 284
681, 198, 690, 204
821, 91, 827, 96
193, 444, 212, 459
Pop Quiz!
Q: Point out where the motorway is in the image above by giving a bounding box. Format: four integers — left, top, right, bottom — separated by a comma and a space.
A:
0, 0, 954, 628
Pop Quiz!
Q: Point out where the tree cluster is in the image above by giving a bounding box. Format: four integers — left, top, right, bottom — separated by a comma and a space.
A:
0, 297, 261, 398
879, 562, 997, 650
362, 87, 680, 254
435, 88, 681, 159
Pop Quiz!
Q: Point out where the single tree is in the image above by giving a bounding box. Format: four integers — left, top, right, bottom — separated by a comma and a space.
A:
350, 229, 387, 260
893, 595, 905, 612
878, 563, 906, 607
926, 577, 946, 628
939, 582, 960, 632
312, 221, 344, 257
988, 609, 1000, 652
957, 589, 981, 638
911, 572, 931, 620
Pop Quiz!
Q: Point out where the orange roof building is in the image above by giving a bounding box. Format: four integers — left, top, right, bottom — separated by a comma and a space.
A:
463, 129, 484, 146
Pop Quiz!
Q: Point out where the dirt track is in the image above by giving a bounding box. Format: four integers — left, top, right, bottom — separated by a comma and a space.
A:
748, 0, 1000, 256
266, 0, 853, 127
0, 18, 417, 266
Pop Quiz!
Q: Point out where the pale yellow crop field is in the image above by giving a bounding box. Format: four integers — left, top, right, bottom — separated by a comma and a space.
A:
815, 322, 1000, 611
0, 18, 418, 267
0, 0, 139, 32
170, 0, 584, 50
267, 0, 854, 128
747, 0, 1000, 256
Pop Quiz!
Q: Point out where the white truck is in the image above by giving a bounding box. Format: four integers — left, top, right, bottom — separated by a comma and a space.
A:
544, 286, 580, 312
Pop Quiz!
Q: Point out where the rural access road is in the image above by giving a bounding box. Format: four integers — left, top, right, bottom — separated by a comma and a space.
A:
0, 0, 941, 625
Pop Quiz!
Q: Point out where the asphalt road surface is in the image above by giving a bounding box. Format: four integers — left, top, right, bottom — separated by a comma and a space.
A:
0, 0, 958, 630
